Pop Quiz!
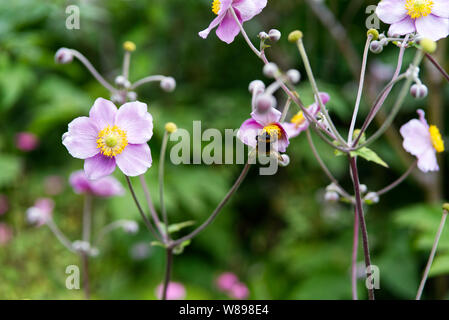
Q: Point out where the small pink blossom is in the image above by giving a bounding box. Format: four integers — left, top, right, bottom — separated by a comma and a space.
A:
216, 272, 239, 291
400, 109, 444, 172
0, 223, 13, 246
156, 282, 186, 300
62, 98, 153, 180
0, 194, 8, 216
69, 170, 124, 197
26, 198, 54, 227
15, 132, 39, 152
229, 282, 249, 300
376, 0, 449, 41
199, 0, 268, 44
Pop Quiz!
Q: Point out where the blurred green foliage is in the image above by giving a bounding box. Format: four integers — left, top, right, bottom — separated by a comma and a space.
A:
0, 0, 448, 300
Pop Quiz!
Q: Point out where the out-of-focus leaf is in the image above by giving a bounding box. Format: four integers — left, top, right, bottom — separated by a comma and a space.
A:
0, 154, 22, 187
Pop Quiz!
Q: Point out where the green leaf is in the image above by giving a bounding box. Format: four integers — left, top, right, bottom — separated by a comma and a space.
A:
150, 241, 165, 248
0, 154, 22, 187
430, 254, 449, 277
173, 239, 191, 255
167, 221, 196, 233
351, 147, 389, 168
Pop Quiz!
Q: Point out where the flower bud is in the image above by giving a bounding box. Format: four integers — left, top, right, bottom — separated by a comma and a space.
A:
367, 29, 379, 41
443, 203, 449, 213
160, 77, 176, 92
387, 30, 399, 38
165, 122, 178, 134
268, 29, 281, 42
127, 91, 137, 101
123, 41, 136, 52
359, 184, 368, 194
55, 48, 73, 64
123, 221, 139, 234
72, 240, 91, 253
288, 30, 303, 43
255, 94, 276, 113
420, 38, 437, 54
326, 183, 339, 193
286, 69, 301, 84
258, 31, 269, 41
248, 80, 265, 93
364, 192, 379, 204
410, 83, 428, 99
115, 75, 131, 89
379, 38, 388, 46
279, 154, 290, 167
369, 41, 383, 54
325, 191, 340, 202
263, 62, 278, 78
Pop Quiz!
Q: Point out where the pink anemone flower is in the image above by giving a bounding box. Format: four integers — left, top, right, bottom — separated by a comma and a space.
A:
282, 92, 330, 139
69, 170, 124, 197
15, 132, 39, 152
26, 198, 54, 227
199, 0, 268, 44
376, 0, 449, 41
156, 282, 186, 300
237, 107, 290, 153
400, 109, 444, 172
62, 98, 153, 180
216, 272, 239, 292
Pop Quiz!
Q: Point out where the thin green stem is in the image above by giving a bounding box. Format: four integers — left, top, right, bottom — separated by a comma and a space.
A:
139, 175, 166, 242
280, 97, 292, 123
159, 131, 170, 239
162, 248, 174, 300
82, 195, 92, 243
376, 160, 417, 196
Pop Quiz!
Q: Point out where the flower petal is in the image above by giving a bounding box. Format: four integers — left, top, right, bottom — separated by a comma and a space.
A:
400, 119, 432, 157
115, 144, 152, 177
415, 14, 449, 41
62, 117, 99, 159
417, 149, 439, 172
251, 107, 282, 127
233, 0, 267, 22
376, 0, 407, 24
69, 170, 92, 194
237, 118, 263, 148
388, 16, 416, 36
90, 176, 125, 197
89, 98, 117, 130
84, 154, 117, 180
432, 0, 449, 18
216, 9, 241, 44
199, 14, 226, 39
115, 101, 153, 144
275, 123, 290, 153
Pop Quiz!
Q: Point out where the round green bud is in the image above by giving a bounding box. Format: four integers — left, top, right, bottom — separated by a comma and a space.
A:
443, 203, 449, 213
367, 29, 379, 41
288, 30, 303, 43
165, 122, 178, 134
420, 38, 437, 54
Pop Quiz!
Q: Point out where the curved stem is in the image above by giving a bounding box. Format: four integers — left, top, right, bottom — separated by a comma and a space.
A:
352, 206, 359, 300
280, 97, 292, 123
69, 49, 117, 93
376, 160, 417, 196
416, 209, 448, 300
46, 219, 75, 253
125, 175, 162, 241
82, 195, 92, 243
139, 175, 166, 242
306, 129, 351, 199
229, 8, 261, 57
349, 156, 375, 300
348, 36, 372, 144
94, 220, 133, 246
172, 162, 251, 247
162, 248, 174, 300
131, 75, 166, 90
159, 131, 170, 239
425, 53, 449, 84
81, 252, 90, 300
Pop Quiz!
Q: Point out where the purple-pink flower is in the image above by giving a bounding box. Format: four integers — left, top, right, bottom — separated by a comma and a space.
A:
282, 92, 330, 139
156, 282, 186, 300
376, 0, 449, 41
237, 107, 290, 153
69, 170, 124, 197
229, 282, 249, 300
400, 109, 444, 172
0, 223, 13, 246
199, 0, 268, 44
26, 198, 54, 226
216, 272, 239, 291
62, 98, 153, 180
15, 132, 39, 152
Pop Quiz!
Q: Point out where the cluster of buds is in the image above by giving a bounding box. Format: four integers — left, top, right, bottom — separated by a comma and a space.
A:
258, 29, 282, 43
72, 240, 99, 257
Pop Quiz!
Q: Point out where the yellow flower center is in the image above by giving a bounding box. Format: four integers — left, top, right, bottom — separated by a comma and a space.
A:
96, 125, 128, 157
212, 0, 221, 15
429, 125, 444, 153
290, 111, 306, 127
262, 124, 282, 140
405, 0, 433, 19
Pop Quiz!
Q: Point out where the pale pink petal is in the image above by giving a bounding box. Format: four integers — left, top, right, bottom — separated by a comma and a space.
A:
84, 154, 117, 180
69, 170, 92, 194
115, 144, 152, 177
237, 118, 263, 148
417, 149, 439, 172
216, 10, 242, 44
62, 117, 99, 159
115, 101, 153, 144
276, 123, 290, 153
199, 14, 226, 39
376, 0, 408, 24
233, 0, 267, 22
251, 107, 282, 127
388, 16, 416, 36
282, 123, 301, 139
89, 98, 117, 130
433, 0, 449, 18
90, 176, 125, 197
415, 15, 449, 41
400, 119, 432, 156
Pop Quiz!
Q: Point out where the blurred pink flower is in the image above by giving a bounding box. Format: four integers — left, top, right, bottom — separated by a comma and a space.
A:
0, 223, 13, 246
0, 194, 8, 216
229, 282, 249, 300
44, 175, 65, 196
69, 170, 124, 197
15, 132, 39, 152
216, 272, 239, 291
156, 282, 186, 300
26, 198, 54, 227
